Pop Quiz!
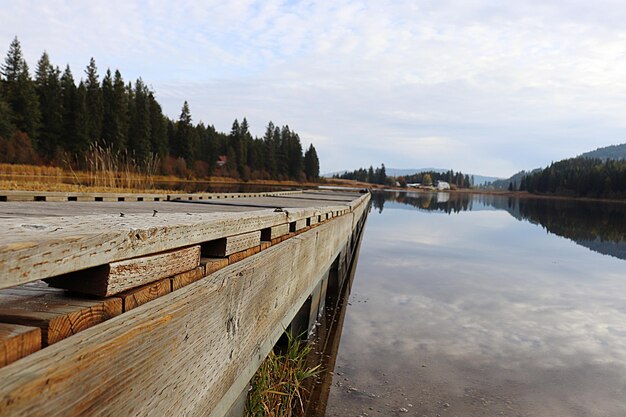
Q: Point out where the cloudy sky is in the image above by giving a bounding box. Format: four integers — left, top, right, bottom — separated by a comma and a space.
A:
2, 0, 626, 177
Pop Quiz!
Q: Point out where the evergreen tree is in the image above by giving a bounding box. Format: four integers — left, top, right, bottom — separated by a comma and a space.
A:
263, 121, 277, 177
101, 69, 115, 147
112, 70, 129, 150
128, 79, 151, 162
1, 37, 40, 140
34, 52, 62, 159
175, 101, 194, 164
303, 143, 319, 180
60, 66, 88, 154
84, 57, 103, 144
148, 92, 167, 157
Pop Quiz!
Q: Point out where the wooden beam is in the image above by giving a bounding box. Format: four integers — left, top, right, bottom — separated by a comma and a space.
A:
0, 323, 41, 367
170, 267, 206, 291
0, 284, 122, 345
46, 245, 201, 297
0, 214, 355, 417
115, 279, 172, 311
228, 245, 261, 264
269, 223, 289, 240
201, 258, 229, 276
202, 231, 261, 257
0, 192, 364, 289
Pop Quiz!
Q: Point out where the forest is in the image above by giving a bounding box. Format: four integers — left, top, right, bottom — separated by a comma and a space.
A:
519, 157, 626, 198
333, 164, 390, 185
0, 37, 320, 182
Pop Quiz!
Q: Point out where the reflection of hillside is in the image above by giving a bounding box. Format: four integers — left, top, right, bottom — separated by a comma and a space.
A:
375, 191, 626, 261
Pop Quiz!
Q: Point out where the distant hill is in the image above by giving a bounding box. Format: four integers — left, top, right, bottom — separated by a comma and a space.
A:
487, 169, 541, 190
579, 143, 626, 161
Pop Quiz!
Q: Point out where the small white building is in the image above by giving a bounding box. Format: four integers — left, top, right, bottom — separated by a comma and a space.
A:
437, 181, 450, 190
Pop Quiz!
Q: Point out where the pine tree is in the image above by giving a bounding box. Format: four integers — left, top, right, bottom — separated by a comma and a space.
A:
60, 65, 87, 154
35, 52, 62, 159
112, 70, 129, 150
263, 121, 277, 177
148, 92, 167, 157
1, 37, 40, 140
175, 101, 194, 164
84, 57, 103, 144
303, 143, 319, 180
128, 79, 151, 162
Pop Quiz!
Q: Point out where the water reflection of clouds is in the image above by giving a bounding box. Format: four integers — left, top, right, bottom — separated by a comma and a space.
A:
341, 201, 626, 384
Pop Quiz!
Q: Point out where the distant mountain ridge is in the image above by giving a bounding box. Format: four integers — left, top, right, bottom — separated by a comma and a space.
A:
486, 143, 626, 189
579, 143, 626, 160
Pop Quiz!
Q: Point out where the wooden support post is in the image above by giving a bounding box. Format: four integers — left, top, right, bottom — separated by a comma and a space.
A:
46, 245, 201, 297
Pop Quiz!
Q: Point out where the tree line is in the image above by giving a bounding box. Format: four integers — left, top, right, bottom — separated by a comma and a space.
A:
333, 164, 389, 185
519, 157, 626, 198
401, 170, 471, 188
0, 37, 320, 181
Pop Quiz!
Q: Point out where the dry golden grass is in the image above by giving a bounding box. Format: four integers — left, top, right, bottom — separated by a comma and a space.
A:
0, 179, 173, 194
0, 163, 65, 178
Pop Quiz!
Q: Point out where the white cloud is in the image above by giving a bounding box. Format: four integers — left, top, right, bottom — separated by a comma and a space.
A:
2, 0, 626, 176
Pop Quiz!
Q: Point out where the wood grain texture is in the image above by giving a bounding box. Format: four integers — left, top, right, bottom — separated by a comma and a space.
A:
201, 258, 229, 276
0, 285, 122, 345
228, 245, 261, 264
116, 279, 172, 311
0, 209, 298, 289
46, 245, 201, 297
290, 218, 307, 232
203, 231, 261, 257
0, 323, 41, 367
0, 210, 358, 417
270, 223, 289, 240
170, 267, 206, 291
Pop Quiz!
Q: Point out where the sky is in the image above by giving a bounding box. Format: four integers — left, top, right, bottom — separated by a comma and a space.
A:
2, 0, 626, 178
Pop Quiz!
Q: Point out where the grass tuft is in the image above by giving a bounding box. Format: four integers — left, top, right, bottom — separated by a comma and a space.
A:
246, 331, 321, 417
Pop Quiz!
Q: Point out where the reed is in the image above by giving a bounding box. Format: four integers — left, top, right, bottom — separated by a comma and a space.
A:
72, 144, 160, 191
245, 331, 321, 417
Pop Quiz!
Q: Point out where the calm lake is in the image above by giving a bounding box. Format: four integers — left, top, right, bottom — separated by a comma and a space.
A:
325, 191, 626, 417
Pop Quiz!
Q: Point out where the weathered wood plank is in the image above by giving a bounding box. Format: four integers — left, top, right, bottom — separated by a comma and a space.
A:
270, 223, 289, 239
0, 209, 295, 289
170, 267, 206, 291
228, 245, 261, 264
116, 279, 172, 311
46, 245, 201, 297
0, 212, 354, 417
0, 286, 122, 345
203, 231, 261, 257
201, 258, 229, 276
0, 190, 303, 203
0, 323, 41, 367
290, 218, 307, 232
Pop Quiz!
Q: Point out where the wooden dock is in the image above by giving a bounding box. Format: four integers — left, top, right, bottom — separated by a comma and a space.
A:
0, 189, 370, 417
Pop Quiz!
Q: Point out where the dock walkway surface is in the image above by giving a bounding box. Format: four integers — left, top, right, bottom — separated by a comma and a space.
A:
0, 189, 370, 417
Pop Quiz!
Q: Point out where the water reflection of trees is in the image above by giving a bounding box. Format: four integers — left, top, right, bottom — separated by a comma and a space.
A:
377, 190, 626, 260
371, 191, 472, 214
